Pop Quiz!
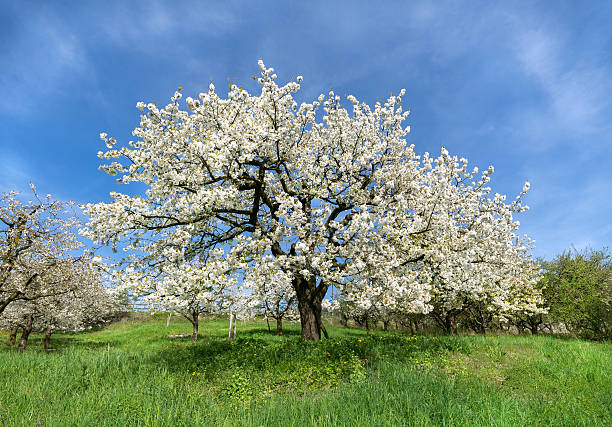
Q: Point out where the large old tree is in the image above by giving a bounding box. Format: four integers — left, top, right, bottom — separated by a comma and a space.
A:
84, 61, 540, 340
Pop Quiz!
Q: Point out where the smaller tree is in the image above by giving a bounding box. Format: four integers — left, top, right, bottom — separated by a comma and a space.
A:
2, 258, 120, 350
540, 248, 611, 340
118, 254, 233, 341
1, 186, 83, 316
247, 256, 298, 336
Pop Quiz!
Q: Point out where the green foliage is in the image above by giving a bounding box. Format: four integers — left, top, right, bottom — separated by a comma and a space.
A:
0, 318, 610, 425
541, 247, 612, 340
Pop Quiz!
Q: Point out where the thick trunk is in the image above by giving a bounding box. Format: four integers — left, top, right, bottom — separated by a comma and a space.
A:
298, 301, 320, 341
444, 313, 458, 335
294, 275, 327, 341
365, 317, 370, 335
276, 317, 283, 336
8, 327, 18, 346
43, 328, 52, 350
383, 320, 389, 331
17, 314, 33, 351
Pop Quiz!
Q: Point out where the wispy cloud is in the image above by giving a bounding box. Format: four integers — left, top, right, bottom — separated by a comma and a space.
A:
513, 27, 612, 142
0, 11, 89, 113
0, 150, 36, 193
1, 1, 610, 259
0, 1, 241, 115
91, 1, 240, 51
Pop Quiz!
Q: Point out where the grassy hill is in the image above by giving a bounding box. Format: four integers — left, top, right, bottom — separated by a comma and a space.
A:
0, 317, 610, 426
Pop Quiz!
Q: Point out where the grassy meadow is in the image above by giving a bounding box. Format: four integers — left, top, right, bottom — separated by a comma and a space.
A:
0, 316, 610, 426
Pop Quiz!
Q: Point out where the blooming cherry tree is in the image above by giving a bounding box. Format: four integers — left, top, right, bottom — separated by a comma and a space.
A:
0, 186, 83, 316
246, 254, 298, 335
135, 254, 234, 341
2, 257, 119, 350
84, 61, 540, 340
413, 152, 544, 333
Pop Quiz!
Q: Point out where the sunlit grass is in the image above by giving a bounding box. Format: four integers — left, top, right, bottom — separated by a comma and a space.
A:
0, 317, 610, 426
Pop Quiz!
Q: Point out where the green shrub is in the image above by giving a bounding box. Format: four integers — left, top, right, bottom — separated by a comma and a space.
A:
541, 247, 612, 340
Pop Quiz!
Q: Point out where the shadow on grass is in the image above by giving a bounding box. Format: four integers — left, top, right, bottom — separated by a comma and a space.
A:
139, 328, 469, 384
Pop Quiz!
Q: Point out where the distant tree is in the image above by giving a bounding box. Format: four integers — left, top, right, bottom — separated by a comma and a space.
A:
126, 255, 232, 341
0, 186, 83, 316
2, 258, 120, 350
540, 248, 611, 340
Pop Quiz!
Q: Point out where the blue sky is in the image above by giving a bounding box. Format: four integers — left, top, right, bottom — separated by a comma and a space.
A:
1, 0, 611, 259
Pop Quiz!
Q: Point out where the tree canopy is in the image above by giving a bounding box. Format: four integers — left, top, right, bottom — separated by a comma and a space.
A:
83, 61, 541, 340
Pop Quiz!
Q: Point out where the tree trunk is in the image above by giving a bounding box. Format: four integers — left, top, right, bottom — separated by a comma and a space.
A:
265, 315, 271, 333
276, 317, 283, 336
17, 314, 33, 351
365, 316, 370, 335
232, 313, 236, 340
191, 316, 199, 342
528, 314, 542, 335
410, 320, 417, 334
383, 320, 389, 331
228, 313, 236, 341
43, 328, 52, 350
340, 313, 348, 327
8, 327, 18, 346
321, 321, 329, 339
228, 312, 234, 341
444, 313, 458, 335
298, 301, 320, 341
294, 275, 327, 341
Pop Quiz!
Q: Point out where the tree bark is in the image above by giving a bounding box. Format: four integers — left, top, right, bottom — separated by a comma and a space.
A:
232, 313, 236, 340
43, 328, 52, 350
444, 313, 458, 335
383, 320, 389, 331
8, 327, 18, 346
320, 321, 329, 339
276, 317, 283, 336
528, 314, 542, 335
228, 312, 233, 341
298, 301, 320, 341
17, 314, 33, 351
410, 320, 417, 334
340, 313, 348, 327
294, 275, 327, 341
191, 316, 199, 342
228, 313, 236, 341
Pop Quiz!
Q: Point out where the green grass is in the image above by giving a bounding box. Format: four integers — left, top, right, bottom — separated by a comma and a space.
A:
0, 317, 610, 426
